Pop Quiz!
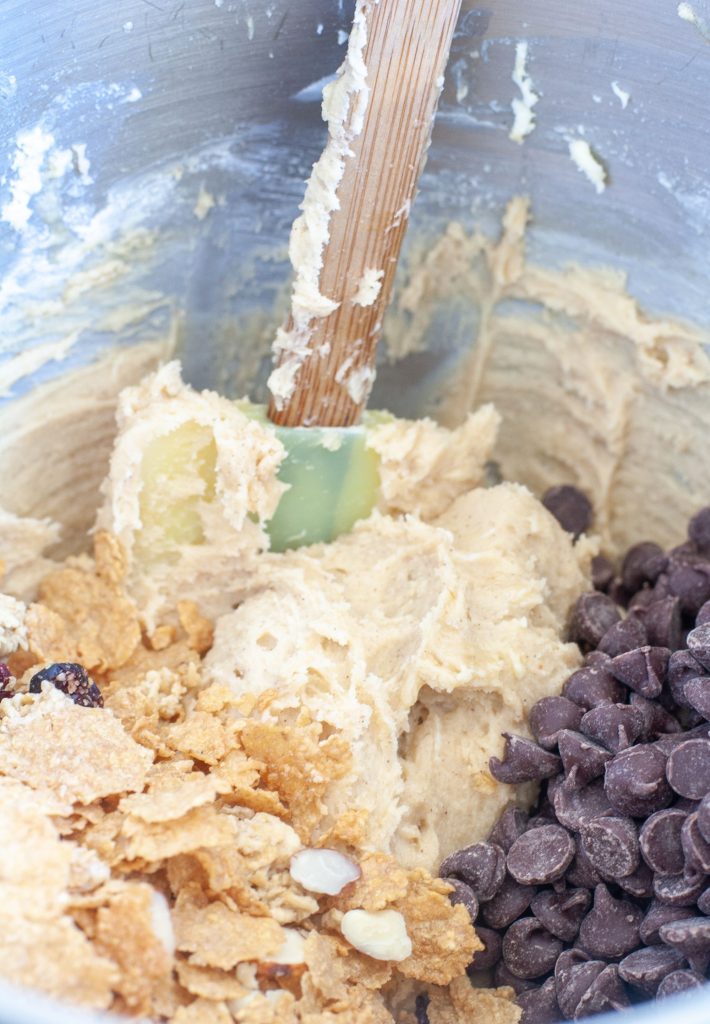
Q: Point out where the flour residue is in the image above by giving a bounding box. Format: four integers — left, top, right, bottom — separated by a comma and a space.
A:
509, 42, 539, 143
568, 139, 607, 194
352, 266, 384, 307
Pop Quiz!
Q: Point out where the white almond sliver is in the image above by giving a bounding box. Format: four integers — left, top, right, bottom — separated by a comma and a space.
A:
340, 908, 412, 962
289, 848, 361, 895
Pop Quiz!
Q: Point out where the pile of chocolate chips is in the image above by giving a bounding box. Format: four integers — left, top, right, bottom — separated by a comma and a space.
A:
438, 495, 710, 1023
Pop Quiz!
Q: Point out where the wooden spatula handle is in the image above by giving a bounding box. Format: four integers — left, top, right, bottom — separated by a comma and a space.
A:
268, 0, 462, 428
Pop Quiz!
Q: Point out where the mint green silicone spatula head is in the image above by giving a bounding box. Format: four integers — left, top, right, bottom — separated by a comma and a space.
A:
259, 0, 462, 550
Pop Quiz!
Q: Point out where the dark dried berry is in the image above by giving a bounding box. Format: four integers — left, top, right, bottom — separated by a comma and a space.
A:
489, 734, 561, 785
414, 993, 430, 1024
542, 485, 593, 540
28, 663, 103, 708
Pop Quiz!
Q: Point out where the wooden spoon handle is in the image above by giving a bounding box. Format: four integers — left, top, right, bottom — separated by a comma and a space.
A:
268, 0, 462, 428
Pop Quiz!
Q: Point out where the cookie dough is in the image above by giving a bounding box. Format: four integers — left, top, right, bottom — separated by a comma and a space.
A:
89, 361, 593, 870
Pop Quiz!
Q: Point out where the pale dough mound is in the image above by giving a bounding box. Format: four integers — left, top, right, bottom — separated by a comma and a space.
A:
95, 363, 591, 870
205, 483, 589, 870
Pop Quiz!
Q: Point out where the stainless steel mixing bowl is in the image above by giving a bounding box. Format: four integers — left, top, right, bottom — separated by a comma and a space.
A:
1, 1, 709, 1021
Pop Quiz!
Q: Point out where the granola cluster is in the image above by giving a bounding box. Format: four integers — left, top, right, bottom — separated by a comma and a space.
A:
0, 532, 519, 1024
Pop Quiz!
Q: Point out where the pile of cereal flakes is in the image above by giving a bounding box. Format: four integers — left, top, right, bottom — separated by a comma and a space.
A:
0, 532, 519, 1024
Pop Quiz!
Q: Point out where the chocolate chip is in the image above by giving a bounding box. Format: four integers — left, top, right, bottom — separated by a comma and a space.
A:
579, 816, 639, 878
686, 623, 710, 671
443, 878, 479, 924
618, 945, 687, 995
668, 650, 706, 708
569, 593, 621, 650
577, 883, 643, 959
685, 676, 710, 720
467, 925, 502, 971
502, 917, 564, 980
616, 859, 654, 899
530, 697, 585, 751
592, 555, 615, 593
507, 825, 575, 886
688, 507, 710, 553
516, 977, 560, 1024
555, 951, 606, 1019
698, 886, 710, 914
580, 703, 645, 753
481, 876, 536, 930
622, 542, 666, 591
608, 646, 669, 699
438, 841, 506, 902
550, 776, 614, 832
639, 808, 687, 875
654, 722, 710, 755
659, 916, 710, 964
574, 964, 631, 1016
557, 730, 612, 786
563, 664, 626, 710
636, 596, 683, 651
656, 969, 707, 997
542, 485, 593, 540
489, 734, 562, 785
488, 806, 529, 852
681, 813, 710, 873
698, 793, 710, 843
531, 888, 591, 942
629, 693, 682, 740
666, 738, 710, 799
597, 615, 648, 657
653, 869, 706, 907
669, 562, 710, 616
414, 993, 430, 1024
640, 902, 697, 945
604, 744, 673, 817
494, 961, 537, 995
567, 841, 603, 890
28, 662, 103, 708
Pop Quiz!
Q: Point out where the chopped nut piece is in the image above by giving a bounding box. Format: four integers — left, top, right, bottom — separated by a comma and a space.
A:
341, 908, 413, 962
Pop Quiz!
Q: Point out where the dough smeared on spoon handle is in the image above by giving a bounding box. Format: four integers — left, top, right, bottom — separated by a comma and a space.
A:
268, 0, 462, 428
